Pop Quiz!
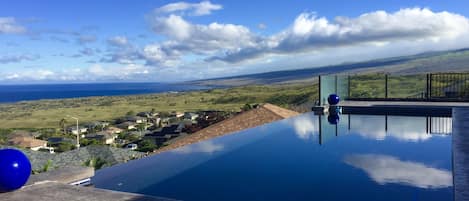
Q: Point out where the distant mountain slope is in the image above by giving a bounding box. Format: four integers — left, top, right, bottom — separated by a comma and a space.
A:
190, 48, 469, 86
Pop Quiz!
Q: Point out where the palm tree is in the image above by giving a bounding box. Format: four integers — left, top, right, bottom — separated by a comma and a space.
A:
59, 118, 67, 135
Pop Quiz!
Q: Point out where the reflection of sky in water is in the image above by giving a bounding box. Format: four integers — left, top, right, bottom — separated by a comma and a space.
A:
290, 115, 318, 140
288, 114, 450, 142
349, 115, 433, 141
344, 154, 452, 189
94, 112, 453, 201
173, 141, 224, 154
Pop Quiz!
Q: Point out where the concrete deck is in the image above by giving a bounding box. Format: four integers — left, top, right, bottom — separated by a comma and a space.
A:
0, 181, 177, 201
314, 101, 469, 116
340, 100, 469, 107
453, 108, 469, 201
27, 166, 94, 185
0, 166, 176, 201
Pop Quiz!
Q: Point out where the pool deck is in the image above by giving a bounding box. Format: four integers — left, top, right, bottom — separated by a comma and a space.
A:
0, 166, 177, 201
313, 101, 469, 116
453, 108, 469, 201
340, 100, 469, 107
0, 181, 177, 201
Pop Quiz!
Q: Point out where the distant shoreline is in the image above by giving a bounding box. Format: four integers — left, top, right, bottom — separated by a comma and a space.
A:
0, 82, 213, 104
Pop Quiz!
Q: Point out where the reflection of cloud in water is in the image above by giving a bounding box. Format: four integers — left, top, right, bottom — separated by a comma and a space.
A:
291, 115, 318, 140
173, 141, 224, 154
350, 115, 433, 142
344, 154, 452, 189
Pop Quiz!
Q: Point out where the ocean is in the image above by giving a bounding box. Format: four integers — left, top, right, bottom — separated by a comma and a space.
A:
0, 82, 211, 103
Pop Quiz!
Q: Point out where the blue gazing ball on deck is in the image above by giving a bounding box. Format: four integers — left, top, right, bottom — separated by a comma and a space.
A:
0, 149, 31, 192
327, 94, 340, 105
327, 114, 340, 125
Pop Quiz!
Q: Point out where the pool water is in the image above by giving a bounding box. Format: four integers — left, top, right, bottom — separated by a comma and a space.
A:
93, 113, 453, 201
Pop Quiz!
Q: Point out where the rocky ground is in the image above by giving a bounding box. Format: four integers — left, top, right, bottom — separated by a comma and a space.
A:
1, 145, 145, 172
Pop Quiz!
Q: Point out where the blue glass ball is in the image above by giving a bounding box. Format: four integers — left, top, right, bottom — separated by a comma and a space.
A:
327, 94, 340, 105
327, 114, 340, 125
0, 149, 31, 192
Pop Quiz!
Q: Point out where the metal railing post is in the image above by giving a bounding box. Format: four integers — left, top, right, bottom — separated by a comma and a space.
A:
385, 74, 388, 99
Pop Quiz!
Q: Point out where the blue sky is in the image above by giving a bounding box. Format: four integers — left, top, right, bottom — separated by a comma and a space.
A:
1, 0, 469, 83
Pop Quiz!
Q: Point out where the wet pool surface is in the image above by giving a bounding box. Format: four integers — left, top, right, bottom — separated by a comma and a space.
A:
93, 113, 453, 201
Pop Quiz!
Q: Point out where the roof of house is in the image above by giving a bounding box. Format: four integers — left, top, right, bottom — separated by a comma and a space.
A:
85, 132, 116, 140
106, 126, 123, 131
47, 137, 75, 144
117, 122, 137, 127
155, 103, 299, 154
9, 136, 47, 148
127, 116, 146, 121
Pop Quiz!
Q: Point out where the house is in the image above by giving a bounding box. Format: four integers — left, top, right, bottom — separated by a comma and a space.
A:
105, 126, 123, 134
47, 137, 76, 147
85, 132, 117, 145
129, 130, 151, 138
127, 116, 147, 124
9, 136, 48, 151
137, 112, 158, 118
68, 126, 88, 135
146, 117, 161, 127
143, 123, 185, 145
184, 112, 199, 121
117, 122, 137, 130
169, 111, 184, 118
84, 121, 110, 130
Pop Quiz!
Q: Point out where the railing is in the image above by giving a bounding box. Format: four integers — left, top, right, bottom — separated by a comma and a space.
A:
343, 72, 469, 101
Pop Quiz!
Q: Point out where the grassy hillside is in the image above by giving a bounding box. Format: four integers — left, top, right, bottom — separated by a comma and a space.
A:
0, 83, 318, 129
191, 48, 469, 87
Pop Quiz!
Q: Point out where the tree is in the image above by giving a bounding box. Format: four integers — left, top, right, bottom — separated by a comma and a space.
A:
241, 103, 252, 111
137, 140, 157, 152
59, 118, 67, 135
126, 110, 135, 116
84, 157, 107, 170
56, 141, 75, 152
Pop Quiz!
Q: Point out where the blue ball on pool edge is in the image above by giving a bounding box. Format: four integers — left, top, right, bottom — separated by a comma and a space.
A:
0, 149, 31, 192
327, 94, 340, 105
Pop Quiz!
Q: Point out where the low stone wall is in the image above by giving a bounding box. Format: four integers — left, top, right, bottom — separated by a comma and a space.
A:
1, 145, 145, 171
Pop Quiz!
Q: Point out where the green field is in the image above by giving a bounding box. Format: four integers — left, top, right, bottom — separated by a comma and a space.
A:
2, 71, 467, 131
0, 83, 318, 129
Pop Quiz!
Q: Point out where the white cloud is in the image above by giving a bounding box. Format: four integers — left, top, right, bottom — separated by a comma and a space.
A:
6, 7, 469, 83
258, 23, 267, 30
77, 34, 97, 44
344, 154, 452, 189
3, 69, 55, 81
102, 7, 469, 81
211, 8, 469, 63
1, 64, 151, 82
0, 54, 40, 64
107, 36, 128, 47
155, 1, 222, 16
0, 17, 26, 34
146, 14, 258, 66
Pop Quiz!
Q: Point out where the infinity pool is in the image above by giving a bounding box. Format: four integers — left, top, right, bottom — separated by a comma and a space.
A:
93, 113, 453, 201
